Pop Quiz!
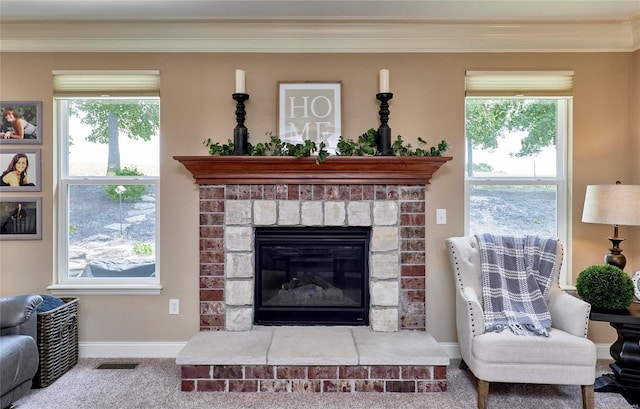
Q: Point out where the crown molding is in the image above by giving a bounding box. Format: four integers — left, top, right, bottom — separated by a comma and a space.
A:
0, 19, 637, 53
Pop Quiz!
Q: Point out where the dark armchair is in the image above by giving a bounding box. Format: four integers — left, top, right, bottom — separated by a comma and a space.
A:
1, 294, 43, 409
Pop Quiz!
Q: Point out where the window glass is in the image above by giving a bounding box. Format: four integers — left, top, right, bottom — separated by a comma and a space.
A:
57, 97, 159, 288
67, 183, 156, 278
467, 184, 558, 237
67, 99, 159, 177
465, 97, 569, 282
465, 99, 558, 178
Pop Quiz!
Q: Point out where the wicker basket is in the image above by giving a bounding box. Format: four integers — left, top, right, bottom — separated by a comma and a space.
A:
34, 297, 79, 388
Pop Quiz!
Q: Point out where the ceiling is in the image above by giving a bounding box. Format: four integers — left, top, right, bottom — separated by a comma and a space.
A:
1, 1, 639, 52
2, 0, 639, 22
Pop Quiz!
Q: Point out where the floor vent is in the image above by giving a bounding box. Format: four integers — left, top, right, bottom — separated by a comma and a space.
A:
96, 363, 139, 370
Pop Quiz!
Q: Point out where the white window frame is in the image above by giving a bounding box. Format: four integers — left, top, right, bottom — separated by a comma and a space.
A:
50, 73, 161, 295
464, 96, 572, 286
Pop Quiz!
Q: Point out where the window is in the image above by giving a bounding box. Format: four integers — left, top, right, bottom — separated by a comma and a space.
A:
464, 71, 572, 284
52, 71, 161, 294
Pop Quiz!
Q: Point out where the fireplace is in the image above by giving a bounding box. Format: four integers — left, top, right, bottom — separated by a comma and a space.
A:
254, 226, 370, 326
175, 155, 452, 394
173, 156, 452, 332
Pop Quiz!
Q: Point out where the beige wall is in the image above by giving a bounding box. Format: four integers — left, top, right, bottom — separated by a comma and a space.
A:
632, 50, 640, 276
0, 52, 636, 346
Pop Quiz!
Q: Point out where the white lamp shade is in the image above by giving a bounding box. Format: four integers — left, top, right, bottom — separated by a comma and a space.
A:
582, 184, 640, 226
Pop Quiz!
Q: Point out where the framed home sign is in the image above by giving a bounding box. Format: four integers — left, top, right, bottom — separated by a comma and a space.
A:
0, 149, 42, 192
0, 101, 43, 145
0, 197, 42, 240
278, 82, 342, 154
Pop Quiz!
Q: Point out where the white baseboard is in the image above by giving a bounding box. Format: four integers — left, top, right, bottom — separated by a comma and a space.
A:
595, 343, 613, 360
439, 343, 612, 360
79, 341, 615, 360
439, 342, 461, 359
79, 342, 186, 358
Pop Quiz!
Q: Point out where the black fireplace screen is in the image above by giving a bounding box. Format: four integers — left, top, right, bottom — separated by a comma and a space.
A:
254, 226, 370, 325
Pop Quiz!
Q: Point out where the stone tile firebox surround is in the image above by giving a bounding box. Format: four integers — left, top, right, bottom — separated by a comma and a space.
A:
199, 183, 428, 333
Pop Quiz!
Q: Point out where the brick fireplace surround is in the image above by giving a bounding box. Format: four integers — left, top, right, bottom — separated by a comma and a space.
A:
174, 156, 451, 393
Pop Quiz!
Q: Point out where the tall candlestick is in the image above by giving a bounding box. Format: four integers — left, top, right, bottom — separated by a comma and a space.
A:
235, 69, 246, 94
376, 92, 394, 156
379, 69, 389, 93
232, 93, 250, 155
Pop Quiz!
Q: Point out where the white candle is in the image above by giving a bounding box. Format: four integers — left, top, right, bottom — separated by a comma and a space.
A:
379, 69, 389, 93
235, 69, 245, 93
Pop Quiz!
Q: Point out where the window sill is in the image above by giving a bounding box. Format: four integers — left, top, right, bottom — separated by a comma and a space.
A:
47, 283, 162, 295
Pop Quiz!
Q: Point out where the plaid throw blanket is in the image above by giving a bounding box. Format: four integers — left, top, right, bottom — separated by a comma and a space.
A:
475, 234, 559, 337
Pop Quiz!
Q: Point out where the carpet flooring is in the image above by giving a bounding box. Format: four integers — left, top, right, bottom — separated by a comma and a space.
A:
13, 358, 635, 409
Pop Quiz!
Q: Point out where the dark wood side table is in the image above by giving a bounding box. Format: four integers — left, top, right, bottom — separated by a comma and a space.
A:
590, 302, 640, 406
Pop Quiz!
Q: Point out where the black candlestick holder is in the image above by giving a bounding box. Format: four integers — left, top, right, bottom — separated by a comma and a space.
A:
232, 93, 250, 155
376, 92, 394, 156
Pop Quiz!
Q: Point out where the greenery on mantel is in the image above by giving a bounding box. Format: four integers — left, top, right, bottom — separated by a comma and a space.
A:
203, 128, 448, 164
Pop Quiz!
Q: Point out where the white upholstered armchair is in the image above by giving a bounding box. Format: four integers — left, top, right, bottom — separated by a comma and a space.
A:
446, 236, 597, 409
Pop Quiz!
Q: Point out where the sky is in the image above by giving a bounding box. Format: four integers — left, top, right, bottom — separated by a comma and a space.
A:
470, 131, 557, 178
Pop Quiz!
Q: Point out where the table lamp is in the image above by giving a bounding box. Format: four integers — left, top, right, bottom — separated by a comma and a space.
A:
581, 183, 640, 270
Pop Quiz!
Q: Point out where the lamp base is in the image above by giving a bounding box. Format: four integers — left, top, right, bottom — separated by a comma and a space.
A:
605, 237, 626, 270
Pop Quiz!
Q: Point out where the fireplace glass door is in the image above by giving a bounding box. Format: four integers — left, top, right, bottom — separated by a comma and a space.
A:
254, 227, 370, 325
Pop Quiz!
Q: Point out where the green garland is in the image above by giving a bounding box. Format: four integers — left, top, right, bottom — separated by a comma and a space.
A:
203, 128, 448, 163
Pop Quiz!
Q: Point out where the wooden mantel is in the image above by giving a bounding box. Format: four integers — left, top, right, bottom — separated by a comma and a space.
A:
173, 155, 452, 185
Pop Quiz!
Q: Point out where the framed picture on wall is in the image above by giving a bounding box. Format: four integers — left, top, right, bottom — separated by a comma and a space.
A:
0, 197, 42, 240
278, 82, 342, 154
0, 149, 41, 192
0, 101, 43, 145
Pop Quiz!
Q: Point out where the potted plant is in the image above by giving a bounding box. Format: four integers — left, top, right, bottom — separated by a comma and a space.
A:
576, 264, 635, 311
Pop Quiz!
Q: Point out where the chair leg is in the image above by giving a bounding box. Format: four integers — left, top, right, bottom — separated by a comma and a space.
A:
581, 384, 594, 409
477, 379, 489, 409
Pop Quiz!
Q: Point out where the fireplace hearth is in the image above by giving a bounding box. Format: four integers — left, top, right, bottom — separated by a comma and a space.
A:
255, 226, 370, 326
